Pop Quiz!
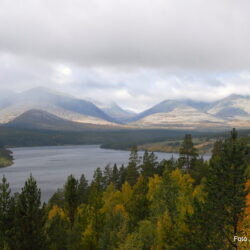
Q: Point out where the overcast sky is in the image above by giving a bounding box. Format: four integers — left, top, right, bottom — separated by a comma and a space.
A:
0, 0, 250, 112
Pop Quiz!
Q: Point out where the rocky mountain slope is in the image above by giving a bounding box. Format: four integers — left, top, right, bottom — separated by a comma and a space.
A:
128, 94, 250, 130
5, 109, 119, 131
0, 87, 117, 126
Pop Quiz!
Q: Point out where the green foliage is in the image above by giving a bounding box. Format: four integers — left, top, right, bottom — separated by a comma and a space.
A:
117, 164, 126, 189
103, 164, 113, 189
64, 175, 79, 227
185, 128, 250, 249
126, 146, 140, 186
47, 212, 68, 250
141, 150, 158, 178
16, 175, 46, 250
78, 174, 88, 204
0, 126, 207, 149
0, 148, 13, 168
0, 176, 15, 249
179, 134, 198, 169
111, 164, 119, 189
0, 128, 249, 249
126, 176, 149, 230
48, 188, 64, 208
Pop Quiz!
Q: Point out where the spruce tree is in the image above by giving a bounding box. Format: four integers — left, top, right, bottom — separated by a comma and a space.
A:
16, 175, 46, 250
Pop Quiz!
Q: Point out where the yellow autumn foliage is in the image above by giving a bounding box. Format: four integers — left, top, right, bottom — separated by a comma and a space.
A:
48, 205, 65, 220
238, 179, 250, 249
147, 174, 162, 201
114, 204, 128, 218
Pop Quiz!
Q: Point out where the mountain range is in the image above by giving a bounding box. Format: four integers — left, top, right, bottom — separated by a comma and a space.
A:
1, 87, 250, 131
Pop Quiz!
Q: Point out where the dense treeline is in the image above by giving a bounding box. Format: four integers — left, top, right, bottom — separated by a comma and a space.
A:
1, 126, 249, 149
0, 127, 199, 148
0, 129, 250, 249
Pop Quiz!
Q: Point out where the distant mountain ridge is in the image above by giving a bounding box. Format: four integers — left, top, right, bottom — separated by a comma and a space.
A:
130, 94, 250, 129
5, 109, 119, 131
0, 88, 250, 131
0, 87, 116, 126
93, 101, 136, 123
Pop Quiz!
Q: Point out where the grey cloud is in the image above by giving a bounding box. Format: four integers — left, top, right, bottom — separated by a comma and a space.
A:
0, 1, 250, 112
0, 0, 250, 70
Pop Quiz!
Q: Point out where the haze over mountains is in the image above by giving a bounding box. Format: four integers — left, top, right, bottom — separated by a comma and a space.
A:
1, 87, 250, 131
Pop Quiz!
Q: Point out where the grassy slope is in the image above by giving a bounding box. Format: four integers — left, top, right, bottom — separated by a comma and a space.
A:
138, 137, 216, 154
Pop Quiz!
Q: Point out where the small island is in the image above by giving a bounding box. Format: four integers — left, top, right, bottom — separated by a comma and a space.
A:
0, 148, 13, 168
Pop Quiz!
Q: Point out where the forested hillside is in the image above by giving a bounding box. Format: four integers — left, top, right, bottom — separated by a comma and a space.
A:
1, 126, 249, 150
0, 129, 250, 249
0, 148, 13, 168
0, 126, 216, 148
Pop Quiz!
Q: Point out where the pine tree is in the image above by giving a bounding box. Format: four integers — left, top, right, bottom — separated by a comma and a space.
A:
141, 151, 158, 178
92, 167, 104, 191
0, 176, 16, 250
111, 164, 119, 189
103, 164, 113, 188
126, 146, 140, 186
185, 129, 250, 249
86, 169, 105, 248
78, 174, 88, 204
64, 175, 79, 227
126, 176, 149, 230
16, 175, 46, 250
118, 164, 126, 189
179, 134, 198, 169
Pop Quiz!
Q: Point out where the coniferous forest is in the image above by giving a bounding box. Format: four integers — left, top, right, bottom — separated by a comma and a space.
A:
0, 129, 250, 250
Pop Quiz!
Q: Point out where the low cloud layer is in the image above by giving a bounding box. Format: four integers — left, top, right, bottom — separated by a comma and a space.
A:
0, 0, 250, 112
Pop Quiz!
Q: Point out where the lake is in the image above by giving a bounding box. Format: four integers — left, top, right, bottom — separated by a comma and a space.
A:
0, 145, 209, 201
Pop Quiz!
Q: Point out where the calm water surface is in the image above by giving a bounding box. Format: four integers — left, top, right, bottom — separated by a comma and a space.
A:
0, 145, 208, 201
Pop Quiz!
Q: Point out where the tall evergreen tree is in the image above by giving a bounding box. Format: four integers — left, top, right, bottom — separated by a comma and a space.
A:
92, 167, 104, 191
179, 134, 198, 169
64, 175, 79, 227
118, 164, 126, 189
0, 176, 16, 250
103, 164, 113, 188
86, 169, 105, 248
16, 175, 46, 250
141, 150, 158, 178
185, 129, 250, 249
126, 146, 140, 186
126, 176, 149, 231
111, 163, 119, 189
78, 174, 88, 204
